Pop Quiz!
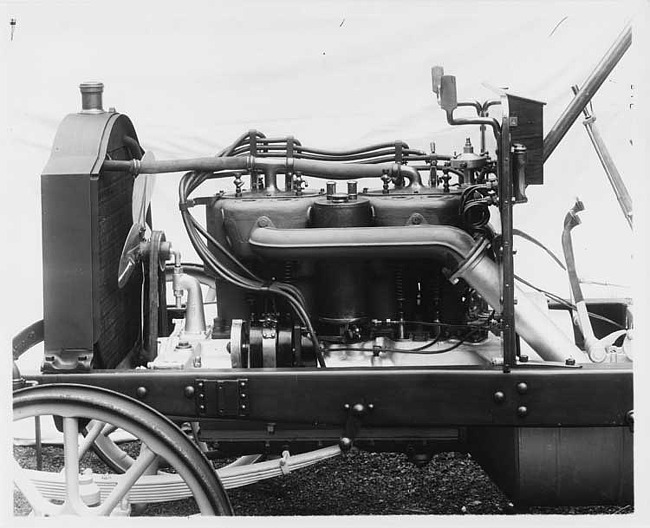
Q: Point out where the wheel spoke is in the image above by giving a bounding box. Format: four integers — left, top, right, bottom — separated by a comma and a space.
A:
96, 444, 158, 515
78, 420, 105, 459
62, 417, 89, 514
102, 423, 118, 436
90, 422, 136, 472
35, 416, 43, 470
14, 384, 230, 516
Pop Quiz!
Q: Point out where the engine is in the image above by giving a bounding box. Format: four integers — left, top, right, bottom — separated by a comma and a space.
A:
149, 95, 584, 372
40, 69, 600, 374
201, 134, 497, 369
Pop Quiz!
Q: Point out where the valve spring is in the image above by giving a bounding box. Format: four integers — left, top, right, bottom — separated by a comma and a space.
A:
394, 265, 408, 339
245, 293, 257, 320
394, 265, 405, 304
394, 264, 407, 322
284, 260, 296, 283
428, 272, 441, 324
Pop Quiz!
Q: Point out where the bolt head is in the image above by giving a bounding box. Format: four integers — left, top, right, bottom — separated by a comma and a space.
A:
565, 357, 576, 366
409, 452, 433, 468
493, 391, 505, 403
516, 382, 528, 394
517, 405, 528, 417
339, 437, 353, 452
135, 386, 147, 399
351, 403, 366, 416
184, 385, 195, 398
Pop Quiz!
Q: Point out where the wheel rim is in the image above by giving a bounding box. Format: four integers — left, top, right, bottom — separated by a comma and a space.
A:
13, 384, 232, 517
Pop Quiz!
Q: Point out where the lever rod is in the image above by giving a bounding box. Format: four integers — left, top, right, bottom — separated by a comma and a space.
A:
571, 84, 632, 229
543, 23, 631, 162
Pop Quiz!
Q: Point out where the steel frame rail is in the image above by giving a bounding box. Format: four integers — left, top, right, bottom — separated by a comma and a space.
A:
27, 364, 632, 430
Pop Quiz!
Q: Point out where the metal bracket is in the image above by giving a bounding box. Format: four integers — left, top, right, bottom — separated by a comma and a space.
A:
195, 378, 250, 417
339, 402, 374, 452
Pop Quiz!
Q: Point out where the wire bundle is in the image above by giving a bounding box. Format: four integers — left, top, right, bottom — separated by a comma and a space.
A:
178, 131, 325, 366
227, 131, 430, 164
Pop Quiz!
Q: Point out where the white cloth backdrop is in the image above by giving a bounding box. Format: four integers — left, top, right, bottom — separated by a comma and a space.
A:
1, 1, 642, 334
2, 0, 647, 365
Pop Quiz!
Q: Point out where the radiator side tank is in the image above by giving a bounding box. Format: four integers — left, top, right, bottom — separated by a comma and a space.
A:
41, 107, 143, 371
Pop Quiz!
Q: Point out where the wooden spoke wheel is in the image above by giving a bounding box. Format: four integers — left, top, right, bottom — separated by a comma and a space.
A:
13, 383, 232, 517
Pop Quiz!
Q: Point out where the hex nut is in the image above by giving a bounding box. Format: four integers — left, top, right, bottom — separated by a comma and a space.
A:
339, 437, 353, 452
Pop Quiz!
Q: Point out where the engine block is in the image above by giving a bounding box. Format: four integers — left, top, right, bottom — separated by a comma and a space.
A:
207, 177, 488, 341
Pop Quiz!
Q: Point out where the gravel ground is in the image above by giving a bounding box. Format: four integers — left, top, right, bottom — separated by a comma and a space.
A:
14, 444, 633, 517
227, 450, 631, 516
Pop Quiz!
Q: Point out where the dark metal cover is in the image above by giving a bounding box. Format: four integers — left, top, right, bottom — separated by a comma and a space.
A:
41, 112, 142, 369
